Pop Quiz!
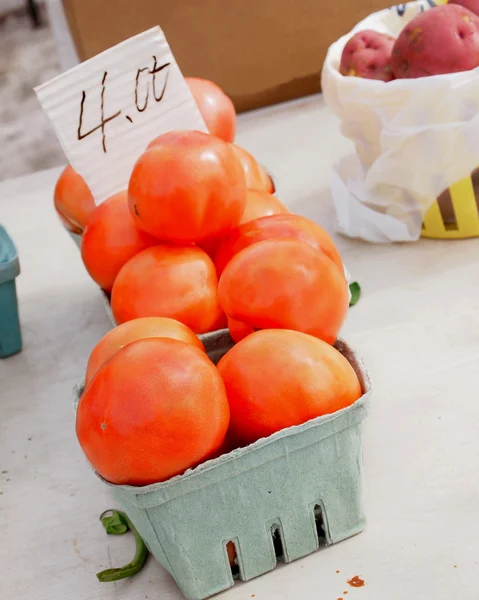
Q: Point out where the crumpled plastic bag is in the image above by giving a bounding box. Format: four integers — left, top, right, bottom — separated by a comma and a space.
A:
322, 0, 479, 242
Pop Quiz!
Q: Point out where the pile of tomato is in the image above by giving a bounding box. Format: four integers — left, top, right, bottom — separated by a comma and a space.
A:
62, 77, 362, 487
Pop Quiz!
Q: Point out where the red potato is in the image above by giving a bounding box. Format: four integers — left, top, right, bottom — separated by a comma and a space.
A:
340, 30, 395, 82
450, 0, 479, 16
391, 5, 479, 79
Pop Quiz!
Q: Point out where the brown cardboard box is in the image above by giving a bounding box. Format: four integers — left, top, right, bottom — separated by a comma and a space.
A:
63, 0, 391, 112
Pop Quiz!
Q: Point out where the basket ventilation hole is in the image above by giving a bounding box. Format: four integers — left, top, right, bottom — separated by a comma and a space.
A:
313, 504, 327, 546
225, 541, 240, 579
271, 524, 284, 562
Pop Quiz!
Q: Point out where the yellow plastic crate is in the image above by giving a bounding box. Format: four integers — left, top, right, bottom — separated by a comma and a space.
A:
422, 171, 479, 239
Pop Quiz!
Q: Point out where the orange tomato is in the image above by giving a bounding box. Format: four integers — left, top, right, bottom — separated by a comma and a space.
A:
56, 210, 83, 235
111, 244, 221, 333
228, 317, 255, 343
198, 189, 288, 259
218, 239, 349, 345
185, 77, 236, 143
54, 165, 95, 232
217, 329, 362, 446
241, 189, 288, 223
215, 213, 344, 277
226, 542, 237, 567
76, 337, 230, 485
81, 191, 157, 293
84, 317, 205, 387
209, 307, 228, 332
129, 131, 246, 243
230, 144, 274, 193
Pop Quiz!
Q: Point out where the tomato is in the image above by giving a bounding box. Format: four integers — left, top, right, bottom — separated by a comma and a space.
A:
56, 210, 83, 235
226, 542, 237, 567
230, 144, 274, 193
111, 244, 221, 333
218, 239, 349, 345
85, 317, 205, 386
185, 77, 236, 143
217, 329, 362, 446
215, 213, 344, 277
129, 131, 246, 243
54, 165, 95, 232
76, 338, 230, 485
209, 307, 228, 332
198, 189, 289, 259
81, 191, 156, 293
228, 317, 255, 343
241, 189, 288, 223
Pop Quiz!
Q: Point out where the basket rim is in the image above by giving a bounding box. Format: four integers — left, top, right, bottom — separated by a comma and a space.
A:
74, 337, 371, 498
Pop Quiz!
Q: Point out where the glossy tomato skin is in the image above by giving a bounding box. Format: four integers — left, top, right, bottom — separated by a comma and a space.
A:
85, 317, 205, 386
217, 329, 361, 446
215, 213, 344, 277
54, 165, 95, 232
129, 131, 246, 243
185, 77, 236, 143
81, 191, 157, 293
198, 189, 289, 259
111, 244, 221, 333
76, 338, 230, 486
230, 144, 274, 193
218, 239, 349, 345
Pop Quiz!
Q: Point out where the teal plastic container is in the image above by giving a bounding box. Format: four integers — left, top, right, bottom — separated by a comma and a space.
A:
0, 225, 22, 358
74, 333, 370, 600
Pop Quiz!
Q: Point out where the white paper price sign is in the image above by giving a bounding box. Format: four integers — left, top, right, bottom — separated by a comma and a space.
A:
35, 27, 207, 204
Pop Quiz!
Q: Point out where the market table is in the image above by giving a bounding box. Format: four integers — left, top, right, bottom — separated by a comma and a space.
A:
2, 95, 479, 600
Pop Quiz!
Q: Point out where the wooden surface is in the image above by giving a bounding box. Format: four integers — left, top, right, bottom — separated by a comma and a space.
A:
2, 95, 479, 599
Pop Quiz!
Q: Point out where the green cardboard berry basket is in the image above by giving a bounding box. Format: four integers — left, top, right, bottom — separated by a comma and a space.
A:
74, 331, 370, 600
0, 225, 22, 358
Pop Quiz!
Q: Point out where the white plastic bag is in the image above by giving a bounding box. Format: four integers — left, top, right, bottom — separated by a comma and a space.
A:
322, 1, 479, 242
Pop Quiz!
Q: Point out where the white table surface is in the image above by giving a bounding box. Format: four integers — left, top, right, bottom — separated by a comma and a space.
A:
2, 95, 479, 600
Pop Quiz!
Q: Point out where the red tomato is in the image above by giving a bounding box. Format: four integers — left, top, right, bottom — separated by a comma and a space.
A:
76, 337, 230, 485
241, 189, 288, 223
198, 189, 289, 259
228, 317, 255, 343
56, 210, 83, 235
111, 244, 221, 333
54, 165, 95, 232
217, 329, 362, 446
215, 213, 344, 277
85, 317, 205, 387
209, 307, 228, 332
129, 131, 246, 243
218, 239, 349, 345
186, 77, 236, 143
81, 191, 157, 293
230, 144, 274, 193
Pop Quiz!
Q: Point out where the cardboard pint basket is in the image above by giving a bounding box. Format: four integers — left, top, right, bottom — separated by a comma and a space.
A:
322, 0, 479, 243
74, 331, 371, 600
